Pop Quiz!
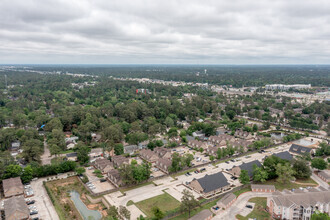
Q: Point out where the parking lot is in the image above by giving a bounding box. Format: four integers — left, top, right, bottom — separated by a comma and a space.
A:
30, 178, 60, 220
85, 168, 116, 193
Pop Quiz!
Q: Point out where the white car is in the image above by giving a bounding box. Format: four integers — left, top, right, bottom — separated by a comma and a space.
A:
29, 206, 37, 210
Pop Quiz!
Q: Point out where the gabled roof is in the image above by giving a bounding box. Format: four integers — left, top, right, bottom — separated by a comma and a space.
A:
272, 151, 293, 161
271, 190, 330, 208
239, 160, 262, 177
217, 192, 236, 206
4, 196, 29, 220
196, 172, 229, 193
188, 209, 212, 220
289, 144, 313, 155
2, 177, 24, 198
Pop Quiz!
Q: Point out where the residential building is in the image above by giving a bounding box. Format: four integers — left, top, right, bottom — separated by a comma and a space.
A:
91, 133, 102, 142
4, 196, 29, 220
124, 145, 139, 155
231, 140, 251, 151
138, 140, 149, 149
206, 145, 224, 156
251, 184, 276, 193
317, 170, 330, 183
267, 189, 330, 220
235, 130, 254, 140
107, 169, 122, 187
265, 84, 311, 90
2, 177, 24, 198
192, 131, 205, 139
189, 172, 230, 197
66, 152, 78, 161
271, 151, 293, 161
154, 147, 172, 159
93, 158, 114, 173
188, 140, 208, 149
217, 192, 236, 209
11, 140, 21, 151
139, 149, 159, 163
155, 158, 172, 174
112, 155, 129, 168
188, 209, 213, 220
230, 160, 262, 177
89, 148, 103, 158
289, 144, 315, 156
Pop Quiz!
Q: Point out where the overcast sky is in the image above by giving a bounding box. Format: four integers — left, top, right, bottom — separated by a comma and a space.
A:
1, 0, 330, 64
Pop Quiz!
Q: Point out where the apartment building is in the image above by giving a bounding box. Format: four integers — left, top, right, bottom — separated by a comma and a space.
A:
267, 189, 330, 220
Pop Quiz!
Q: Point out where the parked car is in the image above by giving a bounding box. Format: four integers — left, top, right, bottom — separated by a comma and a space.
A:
199, 168, 206, 172
212, 206, 219, 210
225, 161, 230, 164
246, 205, 253, 209
100, 178, 107, 182
30, 211, 38, 215
27, 200, 35, 205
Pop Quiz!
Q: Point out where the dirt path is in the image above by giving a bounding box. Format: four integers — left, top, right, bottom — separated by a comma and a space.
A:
41, 141, 54, 165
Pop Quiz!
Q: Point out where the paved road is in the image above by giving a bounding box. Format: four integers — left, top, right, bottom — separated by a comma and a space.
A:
213, 192, 272, 220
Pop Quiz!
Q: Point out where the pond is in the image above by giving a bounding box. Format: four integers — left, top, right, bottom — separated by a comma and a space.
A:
270, 132, 287, 140
70, 190, 102, 220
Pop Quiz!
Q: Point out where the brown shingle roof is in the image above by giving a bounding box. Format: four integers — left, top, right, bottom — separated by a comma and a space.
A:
188, 209, 213, 220
217, 192, 236, 206
2, 177, 24, 198
4, 195, 29, 220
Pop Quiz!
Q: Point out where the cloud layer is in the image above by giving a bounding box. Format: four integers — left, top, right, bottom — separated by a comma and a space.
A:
1, 0, 330, 64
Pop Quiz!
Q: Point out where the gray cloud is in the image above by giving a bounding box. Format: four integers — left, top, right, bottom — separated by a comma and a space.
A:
0, 0, 330, 64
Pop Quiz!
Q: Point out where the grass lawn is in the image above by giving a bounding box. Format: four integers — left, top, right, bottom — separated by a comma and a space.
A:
294, 178, 318, 185
236, 197, 271, 220
170, 201, 216, 220
171, 168, 197, 178
261, 179, 316, 191
59, 149, 75, 154
135, 193, 181, 218
233, 186, 252, 197
120, 181, 154, 193
51, 156, 65, 164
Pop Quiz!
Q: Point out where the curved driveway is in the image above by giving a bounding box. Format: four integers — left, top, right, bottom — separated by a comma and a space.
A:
213, 192, 272, 220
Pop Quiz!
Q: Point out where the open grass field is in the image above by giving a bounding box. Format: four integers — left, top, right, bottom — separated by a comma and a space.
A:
135, 192, 181, 218
261, 179, 316, 191
233, 186, 251, 197
236, 197, 271, 220
294, 178, 318, 185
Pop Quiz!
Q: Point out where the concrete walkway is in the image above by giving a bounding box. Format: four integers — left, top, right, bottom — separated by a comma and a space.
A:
311, 173, 329, 189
